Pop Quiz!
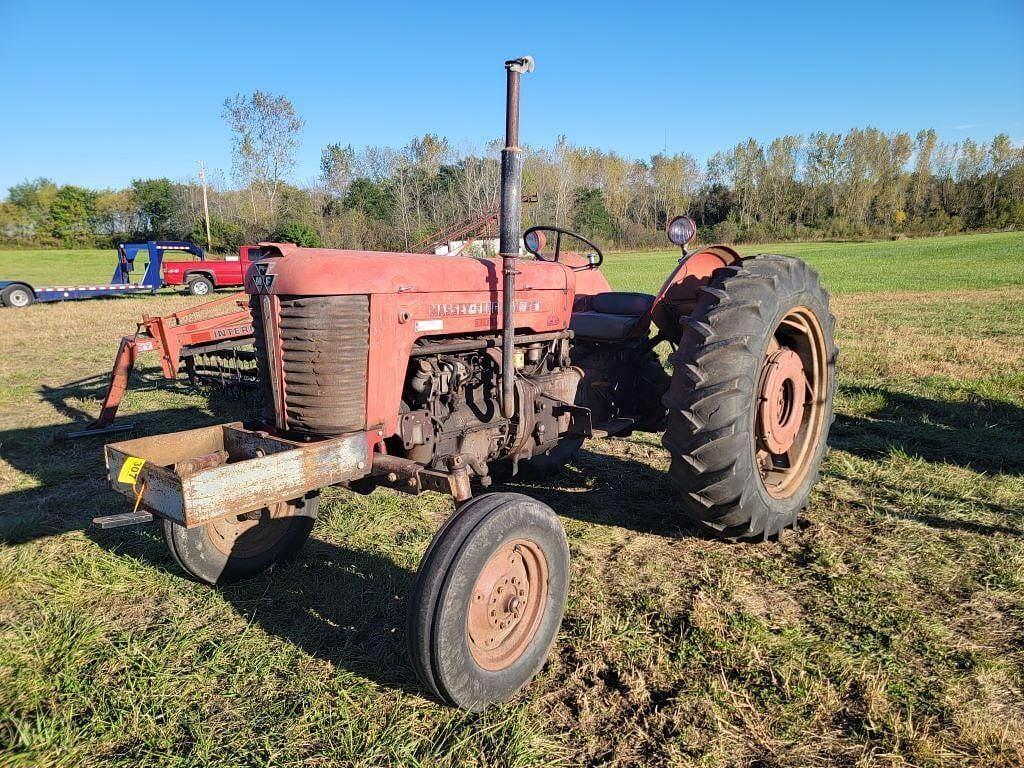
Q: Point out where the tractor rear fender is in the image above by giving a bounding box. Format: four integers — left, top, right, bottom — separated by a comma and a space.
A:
648, 245, 742, 340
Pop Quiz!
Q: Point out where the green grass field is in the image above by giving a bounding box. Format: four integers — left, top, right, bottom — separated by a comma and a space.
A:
1, 233, 1023, 766
601, 231, 1024, 294
0, 249, 115, 286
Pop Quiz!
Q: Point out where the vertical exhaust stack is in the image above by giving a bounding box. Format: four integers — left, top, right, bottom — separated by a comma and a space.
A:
499, 55, 534, 418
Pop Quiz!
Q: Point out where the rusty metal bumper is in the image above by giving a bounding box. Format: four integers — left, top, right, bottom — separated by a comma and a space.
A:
104, 422, 370, 528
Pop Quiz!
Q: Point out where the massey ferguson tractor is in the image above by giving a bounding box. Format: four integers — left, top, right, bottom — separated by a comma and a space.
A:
99, 57, 836, 711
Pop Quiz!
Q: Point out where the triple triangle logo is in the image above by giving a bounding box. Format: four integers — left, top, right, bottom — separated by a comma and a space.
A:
251, 262, 275, 293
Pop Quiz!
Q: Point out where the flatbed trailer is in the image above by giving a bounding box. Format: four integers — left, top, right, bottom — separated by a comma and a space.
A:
0, 241, 204, 307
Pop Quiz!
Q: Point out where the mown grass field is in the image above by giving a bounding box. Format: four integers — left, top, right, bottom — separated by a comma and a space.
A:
2, 231, 1024, 294
1, 233, 1023, 767
601, 231, 1024, 294
0, 249, 124, 286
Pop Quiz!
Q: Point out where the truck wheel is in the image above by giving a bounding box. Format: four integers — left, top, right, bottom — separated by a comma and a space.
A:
163, 493, 319, 584
186, 276, 214, 296
407, 492, 569, 710
662, 255, 836, 541
1, 284, 35, 308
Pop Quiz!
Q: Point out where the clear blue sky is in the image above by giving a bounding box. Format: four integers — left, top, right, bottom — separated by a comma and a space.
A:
1, 0, 1021, 193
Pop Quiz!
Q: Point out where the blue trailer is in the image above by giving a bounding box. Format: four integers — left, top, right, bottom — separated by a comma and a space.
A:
0, 241, 205, 308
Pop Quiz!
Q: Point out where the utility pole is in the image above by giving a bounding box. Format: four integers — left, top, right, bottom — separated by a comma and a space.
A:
198, 160, 213, 252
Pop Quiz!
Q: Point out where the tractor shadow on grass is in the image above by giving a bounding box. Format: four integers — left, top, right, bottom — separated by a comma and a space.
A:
827, 384, 1024, 537
500, 382, 1024, 540
88, 519, 424, 696
0, 383, 254, 545
218, 535, 420, 694
831, 384, 1024, 479
496, 445, 707, 540
0, 391, 422, 695
217, 534, 420, 694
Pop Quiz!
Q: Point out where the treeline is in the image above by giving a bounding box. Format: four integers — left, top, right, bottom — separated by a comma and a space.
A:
3, 125, 1022, 253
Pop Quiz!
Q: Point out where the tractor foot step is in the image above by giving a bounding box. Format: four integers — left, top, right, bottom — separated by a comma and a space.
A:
93, 510, 155, 529
591, 417, 635, 439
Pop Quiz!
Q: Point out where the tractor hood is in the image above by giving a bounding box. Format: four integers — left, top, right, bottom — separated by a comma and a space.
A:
245, 243, 572, 297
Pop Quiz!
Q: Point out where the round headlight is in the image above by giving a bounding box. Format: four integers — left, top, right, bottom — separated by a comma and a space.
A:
666, 215, 697, 246
524, 229, 546, 254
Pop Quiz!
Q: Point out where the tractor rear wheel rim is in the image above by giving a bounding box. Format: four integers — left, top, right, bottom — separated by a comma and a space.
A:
755, 306, 828, 499
206, 506, 287, 558
467, 539, 548, 671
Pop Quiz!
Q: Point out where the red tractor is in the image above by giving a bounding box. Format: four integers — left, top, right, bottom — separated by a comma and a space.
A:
100, 57, 836, 711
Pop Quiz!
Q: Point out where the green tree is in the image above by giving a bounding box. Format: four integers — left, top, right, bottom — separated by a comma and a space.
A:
50, 185, 97, 244
191, 215, 244, 252
8, 177, 58, 211
320, 143, 356, 198
131, 178, 177, 237
222, 90, 304, 227
7, 178, 58, 240
344, 178, 394, 221
273, 221, 322, 247
572, 187, 613, 240
94, 189, 134, 238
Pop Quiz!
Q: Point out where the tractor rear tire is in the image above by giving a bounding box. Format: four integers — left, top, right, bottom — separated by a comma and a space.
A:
187, 276, 214, 297
407, 492, 569, 710
662, 255, 836, 541
163, 493, 319, 584
1, 284, 35, 308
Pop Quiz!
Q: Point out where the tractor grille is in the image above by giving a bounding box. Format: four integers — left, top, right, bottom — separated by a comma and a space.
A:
251, 294, 369, 437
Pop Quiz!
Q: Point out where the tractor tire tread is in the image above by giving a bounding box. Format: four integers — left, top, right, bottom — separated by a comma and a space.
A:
661, 254, 837, 541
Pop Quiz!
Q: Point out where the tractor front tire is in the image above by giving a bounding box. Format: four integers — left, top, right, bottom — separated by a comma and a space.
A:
407, 492, 569, 710
163, 493, 319, 584
662, 255, 836, 540
187, 276, 214, 297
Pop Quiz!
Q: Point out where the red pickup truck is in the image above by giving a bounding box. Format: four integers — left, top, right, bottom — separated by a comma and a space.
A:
162, 245, 261, 296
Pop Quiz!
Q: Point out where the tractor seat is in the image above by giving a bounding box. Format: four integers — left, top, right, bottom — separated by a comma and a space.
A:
570, 292, 655, 340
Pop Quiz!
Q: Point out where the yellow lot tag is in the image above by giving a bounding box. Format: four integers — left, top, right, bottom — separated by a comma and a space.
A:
117, 456, 147, 485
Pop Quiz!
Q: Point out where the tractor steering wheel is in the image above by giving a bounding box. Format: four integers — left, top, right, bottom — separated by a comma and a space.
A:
523, 226, 604, 271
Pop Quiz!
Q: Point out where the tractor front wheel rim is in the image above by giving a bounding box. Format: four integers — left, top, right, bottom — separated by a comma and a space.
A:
755, 306, 828, 499
467, 539, 548, 671
206, 506, 287, 558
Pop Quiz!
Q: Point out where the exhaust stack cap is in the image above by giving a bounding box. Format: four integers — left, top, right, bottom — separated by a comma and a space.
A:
506, 56, 535, 73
